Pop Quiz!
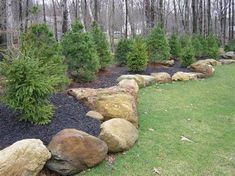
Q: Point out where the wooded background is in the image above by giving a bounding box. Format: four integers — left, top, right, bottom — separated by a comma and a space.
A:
0, 0, 234, 49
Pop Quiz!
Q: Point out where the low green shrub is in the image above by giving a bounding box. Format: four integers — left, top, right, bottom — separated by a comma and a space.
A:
0, 52, 61, 124
115, 38, 133, 66
205, 35, 219, 59
169, 32, 181, 59
225, 39, 235, 52
127, 38, 148, 72
90, 22, 112, 69
192, 34, 204, 57
147, 24, 170, 62
61, 21, 100, 82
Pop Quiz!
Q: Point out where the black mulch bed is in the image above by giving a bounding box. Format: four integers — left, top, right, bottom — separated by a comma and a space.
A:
0, 93, 101, 149
69, 61, 189, 89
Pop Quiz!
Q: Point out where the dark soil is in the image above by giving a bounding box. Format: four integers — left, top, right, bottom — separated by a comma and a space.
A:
0, 93, 100, 149
69, 61, 189, 89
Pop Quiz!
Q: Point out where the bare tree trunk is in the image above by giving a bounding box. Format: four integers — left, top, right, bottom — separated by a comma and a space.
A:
110, 0, 115, 51
25, 0, 29, 32
125, 0, 128, 38
19, 0, 23, 32
220, 0, 224, 44
6, 0, 13, 48
62, 0, 69, 33
185, 0, 190, 34
232, 0, 235, 39
199, 0, 203, 34
150, 0, 155, 28
159, 0, 164, 28
173, 0, 178, 32
228, 0, 232, 40
192, 0, 197, 33
78, 0, 84, 26
94, 0, 99, 22
42, 0, 46, 24
52, 0, 58, 41
223, 0, 227, 44
204, 0, 207, 36
144, 0, 151, 32
208, 0, 212, 34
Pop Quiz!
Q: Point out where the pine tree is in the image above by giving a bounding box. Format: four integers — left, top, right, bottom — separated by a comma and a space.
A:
115, 38, 133, 66
61, 21, 100, 82
147, 24, 171, 62
192, 34, 204, 57
127, 38, 148, 72
90, 22, 112, 69
169, 32, 181, 59
205, 35, 219, 59
180, 34, 195, 67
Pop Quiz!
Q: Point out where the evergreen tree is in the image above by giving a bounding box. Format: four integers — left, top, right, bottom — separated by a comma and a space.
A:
115, 38, 133, 65
169, 32, 181, 58
192, 34, 204, 58
180, 34, 195, 67
20, 24, 68, 89
90, 22, 112, 69
61, 21, 100, 82
205, 35, 219, 59
147, 24, 170, 62
127, 38, 148, 72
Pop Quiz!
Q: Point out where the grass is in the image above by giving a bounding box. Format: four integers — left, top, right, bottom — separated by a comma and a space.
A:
79, 64, 235, 176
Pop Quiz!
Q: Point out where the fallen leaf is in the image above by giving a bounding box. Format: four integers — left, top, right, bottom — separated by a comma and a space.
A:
148, 128, 155, 132
153, 167, 161, 174
181, 136, 193, 142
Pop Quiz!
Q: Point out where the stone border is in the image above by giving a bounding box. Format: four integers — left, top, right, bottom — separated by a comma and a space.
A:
0, 54, 235, 176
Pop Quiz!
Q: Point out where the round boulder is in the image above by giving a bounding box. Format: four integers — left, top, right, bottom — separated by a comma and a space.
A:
118, 79, 139, 94
86, 111, 104, 121
190, 63, 215, 77
0, 139, 51, 176
99, 118, 138, 153
46, 129, 108, 176
151, 72, 172, 84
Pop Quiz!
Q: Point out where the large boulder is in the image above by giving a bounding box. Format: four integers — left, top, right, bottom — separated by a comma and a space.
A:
117, 74, 156, 87
172, 72, 205, 81
151, 72, 172, 84
189, 62, 215, 77
68, 87, 138, 127
221, 51, 235, 60
99, 118, 138, 153
0, 139, 51, 176
46, 129, 108, 176
192, 59, 222, 66
219, 59, 235, 65
118, 79, 139, 94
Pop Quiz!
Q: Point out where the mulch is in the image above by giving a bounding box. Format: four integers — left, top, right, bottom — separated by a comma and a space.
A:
69, 61, 189, 89
0, 93, 100, 149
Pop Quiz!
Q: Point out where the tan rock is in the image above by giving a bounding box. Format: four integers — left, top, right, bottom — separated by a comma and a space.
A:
156, 60, 175, 66
46, 129, 108, 176
117, 75, 145, 87
221, 51, 235, 59
151, 72, 172, 84
190, 63, 215, 77
0, 139, 51, 176
86, 111, 104, 121
139, 75, 156, 86
99, 118, 138, 153
172, 72, 205, 81
193, 59, 222, 66
118, 79, 139, 94
219, 59, 235, 65
68, 87, 138, 127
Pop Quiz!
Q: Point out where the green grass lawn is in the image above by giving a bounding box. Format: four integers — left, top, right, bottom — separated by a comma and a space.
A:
80, 64, 235, 176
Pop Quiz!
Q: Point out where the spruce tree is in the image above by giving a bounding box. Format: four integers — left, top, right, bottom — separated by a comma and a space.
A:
180, 34, 195, 67
127, 38, 148, 72
115, 38, 133, 66
169, 32, 181, 59
90, 22, 112, 69
147, 24, 170, 62
205, 35, 219, 59
61, 21, 100, 82
192, 34, 204, 58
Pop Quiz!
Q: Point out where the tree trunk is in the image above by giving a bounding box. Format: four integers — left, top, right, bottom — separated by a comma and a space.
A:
62, 0, 71, 33
125, 0, 128, 38
185, 0, 190, 34
223, 0, 227, 44
173, 0, 178, 33
52, 0, 58, 41
25, 0, 29, 32
94, 0, 99, 22
144, 0, 151, 32
150, 0, 155, 28
199, 0, 203, 34
19, 0, 23, 32
42, 0, 46, 24
208, 0, 212, 34
192, 0, 197, 33
228, 0, 232, 40
6, 0, 13, 48
232, 0, 235, 39
159, 0, 164, 28
204, 0, 207, 36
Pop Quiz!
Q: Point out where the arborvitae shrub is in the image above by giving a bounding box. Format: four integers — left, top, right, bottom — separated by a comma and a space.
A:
127, 38, 148, 72
90, 22, 112, 69
225, 39, 235, 52
147, 24, 170, 62
169, 32, 181, 59
0, 53, 61, 124
192, 34, 204, 57
181, 46, 195, 67
180, 34, 195, 67
61, 21, 100, 82
205, 35, 219, 59
115, 38, 133, 65
20, 24, 68, 88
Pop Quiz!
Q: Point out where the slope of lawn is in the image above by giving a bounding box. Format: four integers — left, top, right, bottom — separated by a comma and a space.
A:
80, 64, 235, 176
